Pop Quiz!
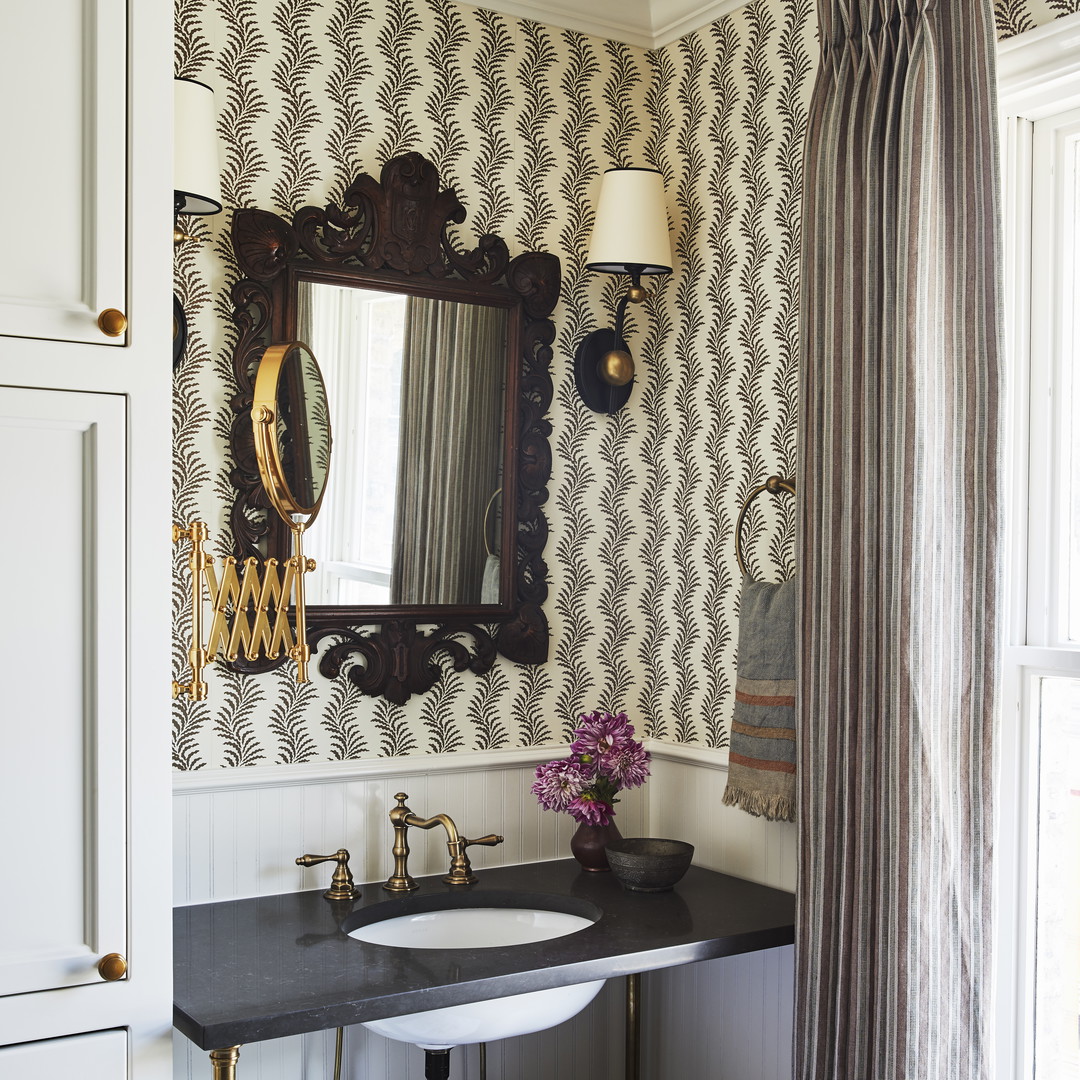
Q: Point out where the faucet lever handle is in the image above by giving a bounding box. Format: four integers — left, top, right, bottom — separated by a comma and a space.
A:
462, 834, 504, 849
296, 848, 361, 902
443, 833, 506, 887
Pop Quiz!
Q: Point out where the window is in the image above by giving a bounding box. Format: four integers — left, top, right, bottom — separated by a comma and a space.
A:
298, 282, 407, 605
999, 16, 1080, 1079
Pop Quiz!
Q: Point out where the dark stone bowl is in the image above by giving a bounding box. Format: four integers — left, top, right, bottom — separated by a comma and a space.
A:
603, 838, 695, 893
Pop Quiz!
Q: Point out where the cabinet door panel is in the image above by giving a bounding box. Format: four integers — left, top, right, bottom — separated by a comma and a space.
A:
0, 0, 127, 345
0, 388, 126, 997
0, 1029, 128, 1079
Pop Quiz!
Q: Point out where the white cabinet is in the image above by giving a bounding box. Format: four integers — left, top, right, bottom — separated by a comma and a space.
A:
0, 1030, 128, 1079
0, 0, 128, 346
0, 389, 128, 999
0, 0, 172, 1077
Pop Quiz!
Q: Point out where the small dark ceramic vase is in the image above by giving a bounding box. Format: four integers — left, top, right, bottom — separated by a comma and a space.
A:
570, 819, 622, 871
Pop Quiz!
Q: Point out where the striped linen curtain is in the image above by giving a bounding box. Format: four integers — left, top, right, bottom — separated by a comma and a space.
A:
390, 297, 505, 605
796, 3, 1004, 1078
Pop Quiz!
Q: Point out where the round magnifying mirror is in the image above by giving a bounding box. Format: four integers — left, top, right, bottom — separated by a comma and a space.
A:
252, 342, 332, 528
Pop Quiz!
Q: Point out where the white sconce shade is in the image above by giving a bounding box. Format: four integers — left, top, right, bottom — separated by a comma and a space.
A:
174, 78, 222, 215
585, 167, 671, 276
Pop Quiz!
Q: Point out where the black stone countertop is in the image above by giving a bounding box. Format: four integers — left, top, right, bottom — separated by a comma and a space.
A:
173, 859, 795, 1050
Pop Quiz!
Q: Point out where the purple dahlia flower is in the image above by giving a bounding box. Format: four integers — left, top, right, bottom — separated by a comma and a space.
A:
570, 710, 635, 759
600, 742, 651, 789
567, 793, 615, 826
531, 758, 589, 813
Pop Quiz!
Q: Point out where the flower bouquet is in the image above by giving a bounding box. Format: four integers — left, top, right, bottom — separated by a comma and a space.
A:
531, 710, 650, 870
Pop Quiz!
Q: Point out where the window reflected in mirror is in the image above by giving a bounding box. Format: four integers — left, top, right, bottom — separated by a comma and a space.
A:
297, 279, 508, 608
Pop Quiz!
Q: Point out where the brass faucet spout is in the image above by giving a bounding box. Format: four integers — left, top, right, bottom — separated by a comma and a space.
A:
383, 792, 504, 891
404, 812, 462, 846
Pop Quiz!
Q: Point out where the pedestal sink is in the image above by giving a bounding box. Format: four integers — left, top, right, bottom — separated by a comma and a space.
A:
345, 896, 605, 1051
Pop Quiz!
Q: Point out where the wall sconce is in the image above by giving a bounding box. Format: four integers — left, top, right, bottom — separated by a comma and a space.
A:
574, 167, 672, 414
173, 77, 222, 242
173, 77, 222, 366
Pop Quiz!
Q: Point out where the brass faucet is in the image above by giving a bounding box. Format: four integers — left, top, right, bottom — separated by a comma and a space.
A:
383, 792, 504, 892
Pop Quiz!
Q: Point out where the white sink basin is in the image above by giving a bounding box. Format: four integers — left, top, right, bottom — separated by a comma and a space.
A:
349, 905, 593, 949
359, 979, 606, 1049
347, 902, 604, 1050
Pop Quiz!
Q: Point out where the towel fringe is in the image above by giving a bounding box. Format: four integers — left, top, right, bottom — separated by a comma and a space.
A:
721, 785, 795, 823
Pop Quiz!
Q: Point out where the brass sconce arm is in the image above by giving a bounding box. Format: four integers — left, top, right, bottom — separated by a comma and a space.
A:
574, 271, 652, 414
602, 267, 649, 387
173, 193, 200, 247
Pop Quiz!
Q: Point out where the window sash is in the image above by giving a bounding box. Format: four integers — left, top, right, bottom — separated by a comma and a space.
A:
997, 15, 1080, 1077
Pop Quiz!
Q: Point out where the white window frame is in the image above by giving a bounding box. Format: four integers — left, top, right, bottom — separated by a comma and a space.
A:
997, 13, 1080, 1079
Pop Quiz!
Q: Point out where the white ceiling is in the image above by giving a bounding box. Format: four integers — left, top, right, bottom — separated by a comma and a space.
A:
459, 0, 750, 49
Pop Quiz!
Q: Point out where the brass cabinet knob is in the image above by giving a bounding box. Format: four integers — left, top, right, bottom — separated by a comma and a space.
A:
97, 952, 127, 981
97, 308, 128, 337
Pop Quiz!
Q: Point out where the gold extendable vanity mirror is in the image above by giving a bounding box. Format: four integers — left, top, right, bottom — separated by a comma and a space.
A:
173, 341, 333, 700
226, 151, 561, 704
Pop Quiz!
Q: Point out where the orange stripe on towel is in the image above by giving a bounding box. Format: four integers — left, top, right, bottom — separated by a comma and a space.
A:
735, 690, 795, 707
729, 752, 796, 774
731, 719, 796, 741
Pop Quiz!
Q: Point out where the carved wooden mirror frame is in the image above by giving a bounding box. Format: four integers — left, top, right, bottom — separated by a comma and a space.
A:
227, 152, 560, 704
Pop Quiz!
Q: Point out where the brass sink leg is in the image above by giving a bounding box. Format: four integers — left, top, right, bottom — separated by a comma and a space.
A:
625, 973, 640, 1080
209, 1045, 240, 1080
332, 1027, 344, 1080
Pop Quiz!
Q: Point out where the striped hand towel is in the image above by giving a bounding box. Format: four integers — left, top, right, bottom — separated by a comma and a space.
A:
722, 573, 796, 822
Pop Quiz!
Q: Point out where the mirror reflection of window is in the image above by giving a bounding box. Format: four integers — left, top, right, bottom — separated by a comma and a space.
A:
297, 281, 508, 608
299, 282, 405, 605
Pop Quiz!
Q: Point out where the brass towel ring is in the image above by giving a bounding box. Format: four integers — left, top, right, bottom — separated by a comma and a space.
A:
736, 475, 795, 578
482, 488, 502, 558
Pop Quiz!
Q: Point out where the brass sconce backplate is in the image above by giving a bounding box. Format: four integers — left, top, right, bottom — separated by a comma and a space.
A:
574, 328, 633, 414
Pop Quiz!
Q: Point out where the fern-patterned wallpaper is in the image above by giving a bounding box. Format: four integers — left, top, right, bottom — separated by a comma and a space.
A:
172, 0, 1069, 770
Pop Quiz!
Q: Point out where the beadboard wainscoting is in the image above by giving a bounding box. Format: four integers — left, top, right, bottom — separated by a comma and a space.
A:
646, 747, 798, 893
172, 745, 795, 1079
171, 747, 618, 905
642, 747, 796, 1080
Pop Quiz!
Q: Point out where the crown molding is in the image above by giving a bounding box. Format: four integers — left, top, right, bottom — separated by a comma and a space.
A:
455, 0, 750, 49
649, 0, 751, 46
998, 10, 1080, 118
